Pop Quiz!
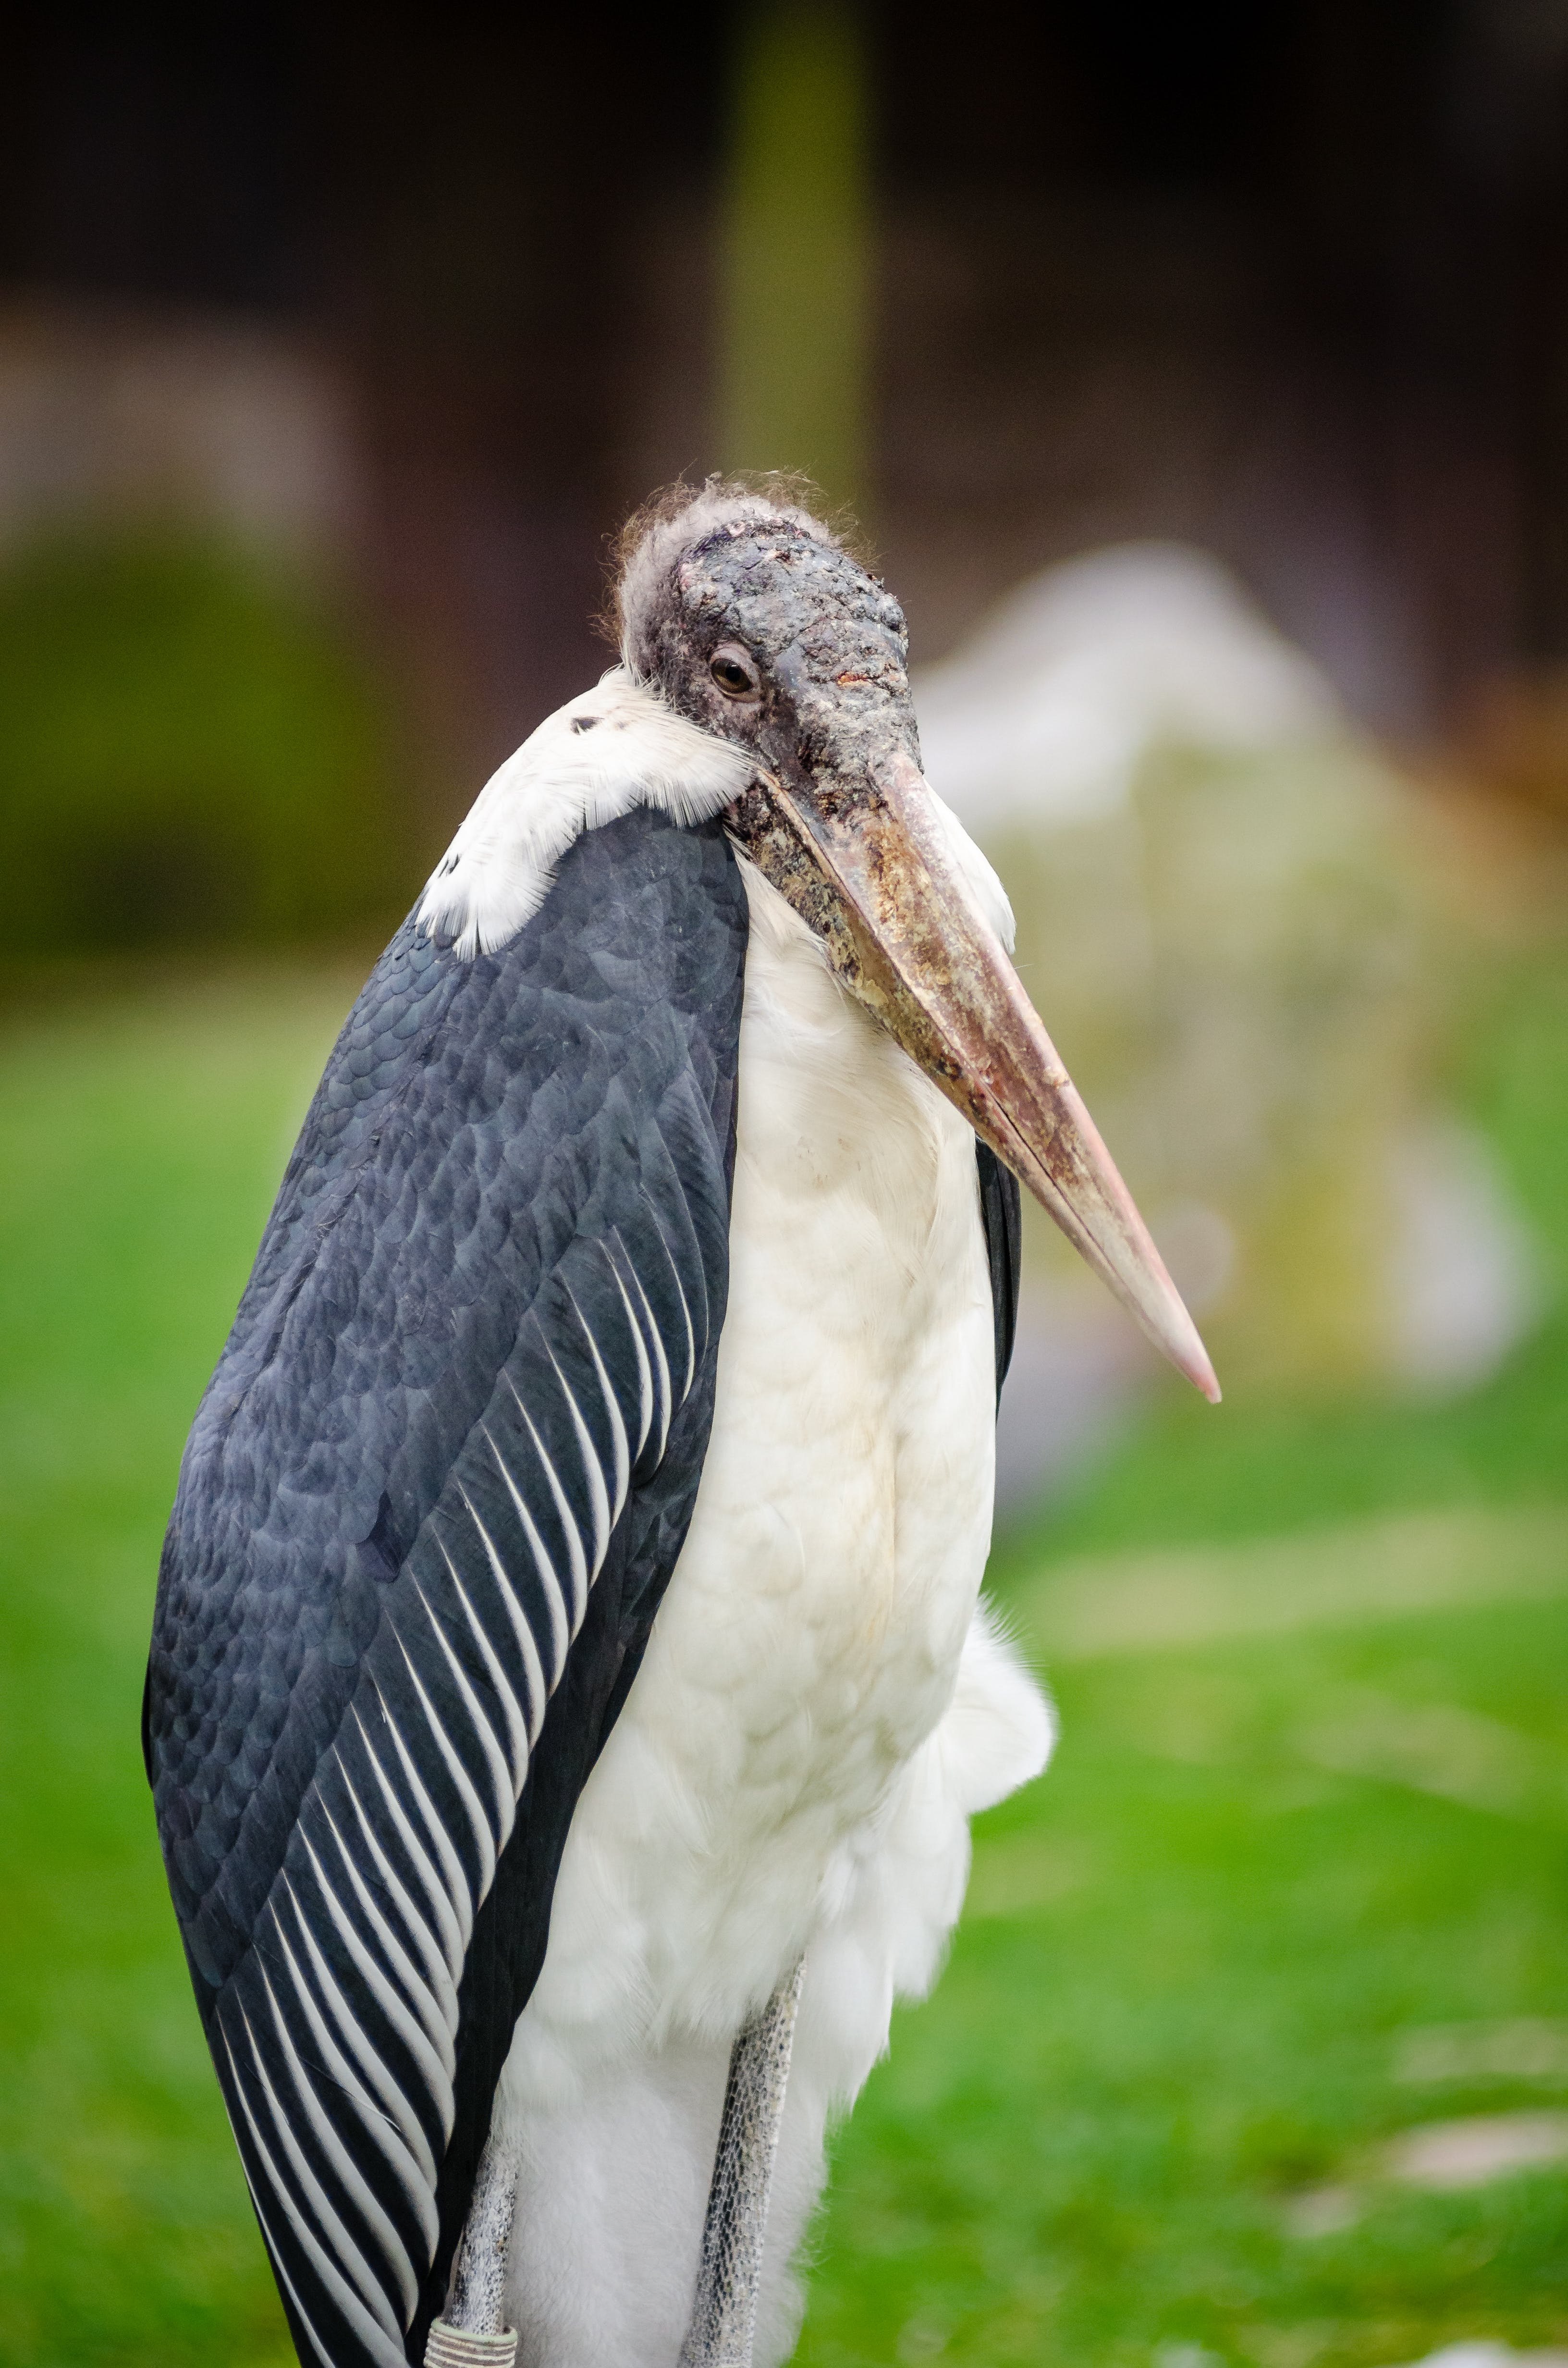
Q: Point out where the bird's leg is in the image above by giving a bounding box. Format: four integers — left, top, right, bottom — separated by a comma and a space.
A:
423, 2140, 520, 2366
679, 1956, 807, 2368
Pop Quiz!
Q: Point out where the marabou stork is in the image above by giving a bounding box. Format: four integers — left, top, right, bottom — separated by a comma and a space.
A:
146, 482, 1219, 2368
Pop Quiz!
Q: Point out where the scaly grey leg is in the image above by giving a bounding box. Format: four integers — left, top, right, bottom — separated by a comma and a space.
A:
424, 2139, 520, 2367
679, 1957, 807, 2368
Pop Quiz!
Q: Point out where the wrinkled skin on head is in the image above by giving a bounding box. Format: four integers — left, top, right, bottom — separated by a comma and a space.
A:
638, 519, 920, 803
635, 515, 958, 1077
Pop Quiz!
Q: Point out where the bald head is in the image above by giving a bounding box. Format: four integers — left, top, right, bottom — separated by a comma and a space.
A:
615, 482, 918, 796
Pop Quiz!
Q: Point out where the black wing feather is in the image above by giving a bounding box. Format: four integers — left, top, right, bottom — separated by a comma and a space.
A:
147, 807, 748, 2368
976, 1140, 1022, 1402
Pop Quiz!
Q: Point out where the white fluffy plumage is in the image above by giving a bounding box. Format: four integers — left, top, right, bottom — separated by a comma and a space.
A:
416, 670, 754, 960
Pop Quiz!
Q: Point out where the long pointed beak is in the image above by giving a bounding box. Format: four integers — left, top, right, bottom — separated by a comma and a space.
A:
728, 745, 1221, 1403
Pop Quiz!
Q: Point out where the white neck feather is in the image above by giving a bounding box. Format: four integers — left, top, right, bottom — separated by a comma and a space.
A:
416, 668, 755, 960
416, 663, 1017, 964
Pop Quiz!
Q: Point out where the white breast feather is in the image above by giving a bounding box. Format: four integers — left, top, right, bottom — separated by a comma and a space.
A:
492, 861, 1052, 2367
416, 669, 754, 959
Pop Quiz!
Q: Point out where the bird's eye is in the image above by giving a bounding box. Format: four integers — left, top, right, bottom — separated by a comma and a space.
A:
709, 650, 758, 699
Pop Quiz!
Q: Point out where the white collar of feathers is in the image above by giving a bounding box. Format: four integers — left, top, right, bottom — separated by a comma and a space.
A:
418, 663, 1017, 961
416, 668, 754, 960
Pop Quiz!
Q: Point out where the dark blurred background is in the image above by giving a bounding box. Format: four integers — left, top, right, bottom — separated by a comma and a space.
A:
5, 10, 1568, 2368
5, 3, 1568, 821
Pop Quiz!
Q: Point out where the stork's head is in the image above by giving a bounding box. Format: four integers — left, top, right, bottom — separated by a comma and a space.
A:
617, 481, 1220, 1402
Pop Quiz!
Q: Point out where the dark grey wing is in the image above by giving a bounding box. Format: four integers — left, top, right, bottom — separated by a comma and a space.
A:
976, 1141, 1022, 1403
146, 806, 748, 2368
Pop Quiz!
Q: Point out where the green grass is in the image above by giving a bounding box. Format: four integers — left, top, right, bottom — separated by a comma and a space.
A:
799, 1557, 1568, 2368
1, 948, 1566, 2368
0, 968, 355, 2368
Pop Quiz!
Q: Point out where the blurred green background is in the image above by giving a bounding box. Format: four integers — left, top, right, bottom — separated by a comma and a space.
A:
0, 529, 408, 953
5, 7, 1568, 2368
